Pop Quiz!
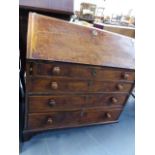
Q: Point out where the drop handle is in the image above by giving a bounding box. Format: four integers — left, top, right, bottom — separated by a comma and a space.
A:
48, 99, 56, 106
47, 118, 53, 124
53, 66, 60, 74
51, 82, 58, 90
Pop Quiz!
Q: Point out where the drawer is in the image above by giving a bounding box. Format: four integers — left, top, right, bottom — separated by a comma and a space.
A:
27, 62, 92, 79
27, 77, 88, 93
94, 69, 134, 81
28, 94, 128, 112
27, 77, 133, 93
90, 81, 132, 93
28, 95, 86, 112
87, 93, 128, 107
27, 62, 134, 81
28, 111, 81, 130
79, 108, 122, 124
27, 108, 122, 130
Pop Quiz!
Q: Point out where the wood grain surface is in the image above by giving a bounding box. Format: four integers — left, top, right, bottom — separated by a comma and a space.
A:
27, 108, 122, 130
27, 13, 135, 69
26, 61, 135, 81
28, 93, 128, 112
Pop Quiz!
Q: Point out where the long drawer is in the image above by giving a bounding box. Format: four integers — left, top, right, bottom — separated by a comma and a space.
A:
27, 108, 122, 130
28, 94, 128, 112
26, 77, 133, 93
27, 61, 135, 82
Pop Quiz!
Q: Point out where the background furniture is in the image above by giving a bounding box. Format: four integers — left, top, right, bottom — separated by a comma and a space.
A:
23, 13, 135, 141
79, 3, 96, 22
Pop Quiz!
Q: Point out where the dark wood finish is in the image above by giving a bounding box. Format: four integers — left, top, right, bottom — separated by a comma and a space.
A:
26, 77, 133, 93
27, 13, 134, 69
20, 0, 74, 15
19, 0, 74, 72
26, 61, 135, 81
27, 110, 81, 130
86, 94, 128, 107
90, 81, 132, 92
28, 94, 128, 112
79, 108, 121, 124
23, 13, 135, 141
28, 95, 86, 112
27, 77, 89, 93
20, 8, 74, 141
27, 108, 122, 130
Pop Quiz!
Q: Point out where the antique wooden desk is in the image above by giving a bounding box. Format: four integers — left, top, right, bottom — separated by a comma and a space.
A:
23, 13, 135, 141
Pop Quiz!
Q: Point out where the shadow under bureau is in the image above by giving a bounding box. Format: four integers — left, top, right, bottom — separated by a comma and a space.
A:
23, 13, 135, 141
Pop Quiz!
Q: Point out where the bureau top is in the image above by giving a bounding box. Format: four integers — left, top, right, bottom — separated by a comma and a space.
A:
27, 13, 135, 69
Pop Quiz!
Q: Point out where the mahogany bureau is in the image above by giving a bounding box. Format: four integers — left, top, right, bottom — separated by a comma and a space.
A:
23, 13, 135, 140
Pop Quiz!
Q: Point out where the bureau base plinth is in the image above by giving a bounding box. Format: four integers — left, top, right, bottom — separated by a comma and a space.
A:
22, 120, 119, 142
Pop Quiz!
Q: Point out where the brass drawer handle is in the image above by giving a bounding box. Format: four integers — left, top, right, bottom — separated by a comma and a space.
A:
53, 66, 60, 74
51, 82, 58, 90
106, 113, 111, 118
122, 73, 129, 80
117, 84, 124, 90
48, 99, 56, 106
47, 117, 53, 124
111, 97, 118, 104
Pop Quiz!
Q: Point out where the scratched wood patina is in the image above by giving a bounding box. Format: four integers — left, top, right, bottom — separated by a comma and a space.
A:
27, 13, 135, 69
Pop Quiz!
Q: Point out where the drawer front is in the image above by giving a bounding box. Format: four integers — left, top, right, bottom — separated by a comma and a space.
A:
27, 77, 88, 93
93, 69, 134, 81
27, 108, 121, 130
27, 62, 134, 82
27, 77, 132, 93
91, 81, 132, 93
79, 108, 122, 124
28, 95, 86, 112
28, 94, 127, 112
28, 111, 80, 130
87, 94, 128, 107
36, 63, 92, 79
